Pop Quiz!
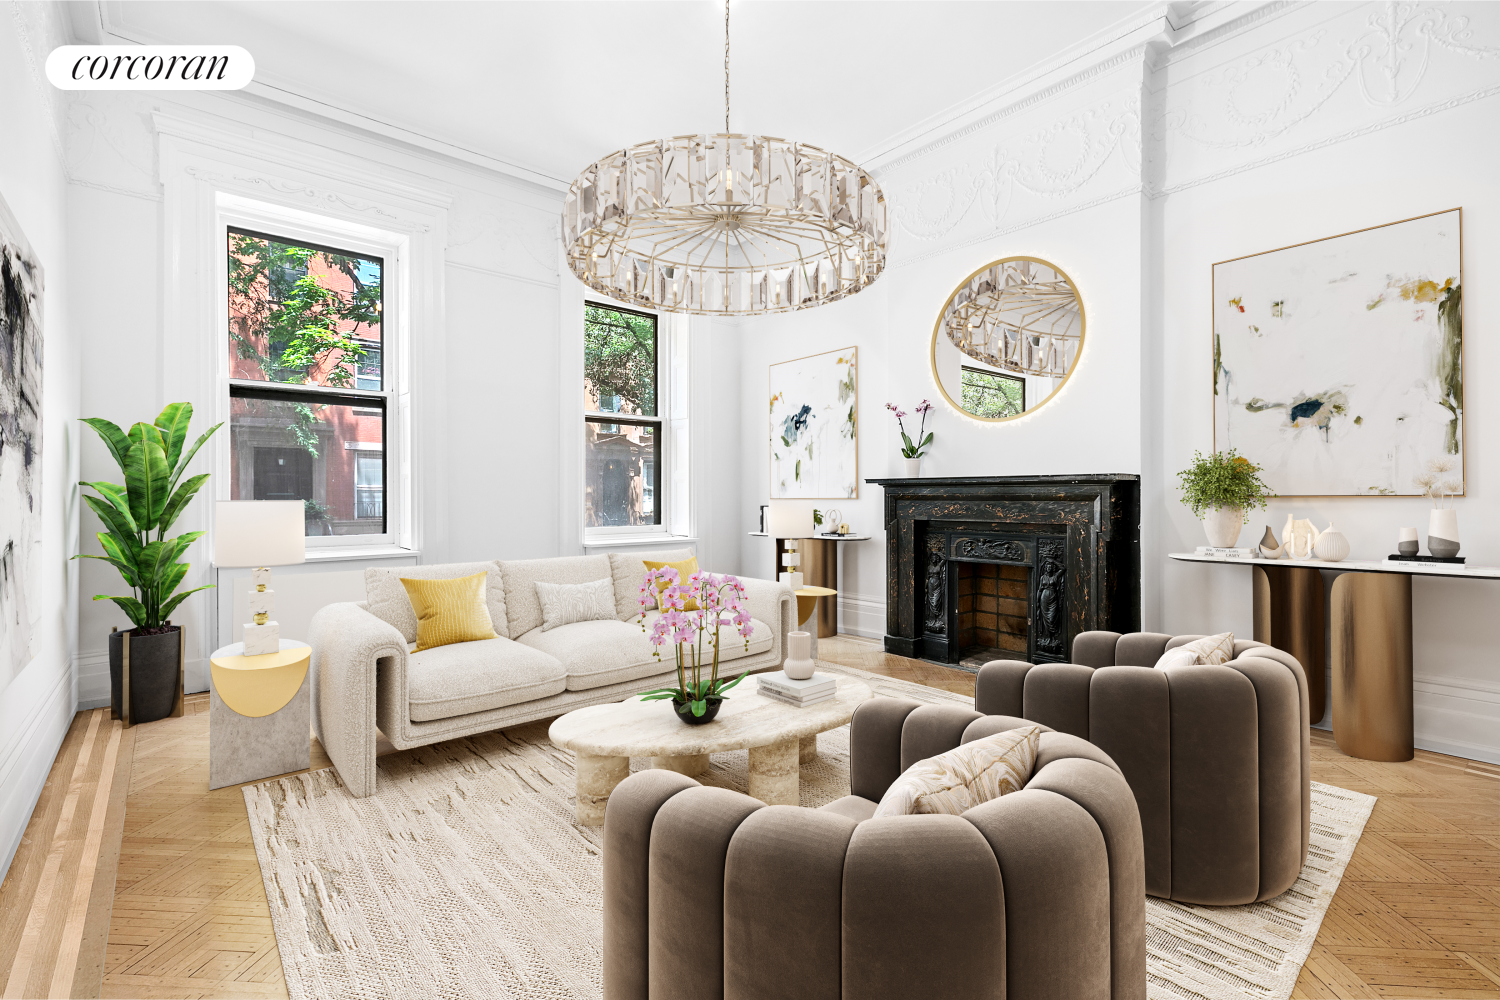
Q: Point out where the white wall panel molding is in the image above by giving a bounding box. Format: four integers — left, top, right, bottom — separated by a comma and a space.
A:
837, 592, 888, 641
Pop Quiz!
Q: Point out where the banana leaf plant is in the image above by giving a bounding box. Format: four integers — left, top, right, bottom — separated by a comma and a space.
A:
74, 402, 223, 631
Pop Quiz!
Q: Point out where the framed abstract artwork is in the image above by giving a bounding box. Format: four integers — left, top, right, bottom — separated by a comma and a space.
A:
0, 191, 44, 692
769, 346, 857, 499
1213, 209, 1462, 497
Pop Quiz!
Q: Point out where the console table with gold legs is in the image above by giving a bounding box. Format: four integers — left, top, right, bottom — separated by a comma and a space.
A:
1170, 553, 1500, 762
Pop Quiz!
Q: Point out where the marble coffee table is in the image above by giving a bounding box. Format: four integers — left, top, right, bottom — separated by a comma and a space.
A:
548, 675, 872, 825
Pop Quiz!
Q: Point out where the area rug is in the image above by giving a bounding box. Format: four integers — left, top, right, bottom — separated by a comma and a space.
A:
244, 662, 1374, 1000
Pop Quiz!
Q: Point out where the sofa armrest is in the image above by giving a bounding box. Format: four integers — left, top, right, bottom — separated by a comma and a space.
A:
734, 575, 796, 668
309, 601, 407, 798
975, 659, 1032, 716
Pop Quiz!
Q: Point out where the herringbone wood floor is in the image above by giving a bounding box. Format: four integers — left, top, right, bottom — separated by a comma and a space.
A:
2, 635, 1497, 998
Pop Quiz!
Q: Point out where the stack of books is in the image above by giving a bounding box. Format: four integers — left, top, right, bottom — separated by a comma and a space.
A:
757, 671, 836, 707
1194, 546, 1258, 559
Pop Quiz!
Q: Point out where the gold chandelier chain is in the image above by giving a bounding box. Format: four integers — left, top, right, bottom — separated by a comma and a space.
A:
724, 0, 730, 133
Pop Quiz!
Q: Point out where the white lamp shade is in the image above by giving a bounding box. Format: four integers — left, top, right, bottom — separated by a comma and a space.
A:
768, 499, 816, 540
214, 501, 307, 567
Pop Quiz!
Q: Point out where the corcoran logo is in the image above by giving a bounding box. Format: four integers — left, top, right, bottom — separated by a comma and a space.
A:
46, 45, 254, 90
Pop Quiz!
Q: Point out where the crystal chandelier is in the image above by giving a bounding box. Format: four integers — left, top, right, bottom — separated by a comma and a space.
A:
939, 259, 1083, 378
563, 1, 887, 316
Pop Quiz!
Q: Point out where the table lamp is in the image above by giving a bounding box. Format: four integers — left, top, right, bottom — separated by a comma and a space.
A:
768, 499, 815, 590
215, 501, 306, 655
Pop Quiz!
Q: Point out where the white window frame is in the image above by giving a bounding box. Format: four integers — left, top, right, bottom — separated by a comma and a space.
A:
216, 195, 408, 549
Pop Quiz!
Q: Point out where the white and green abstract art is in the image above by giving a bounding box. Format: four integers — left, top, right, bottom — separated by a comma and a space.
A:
1213, 209, 1462, 497
770, 347, 857, 499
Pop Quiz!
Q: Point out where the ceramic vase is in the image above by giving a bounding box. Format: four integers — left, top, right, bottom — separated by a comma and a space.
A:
784, 631, 815, 680
1202, 506, 1244, 548
1397, 527, 1419, 557
904, 457, 922, 478
1428, 509, 1460, 558
1258, 525, 1284, 559
1314, 524, 1350, 562
673, 696, 722, 726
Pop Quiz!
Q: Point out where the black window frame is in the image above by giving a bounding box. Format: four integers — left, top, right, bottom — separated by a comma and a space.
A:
584, 300, 663, 530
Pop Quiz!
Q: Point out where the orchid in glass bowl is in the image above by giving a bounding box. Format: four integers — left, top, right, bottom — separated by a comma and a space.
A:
637, 567, 753, 724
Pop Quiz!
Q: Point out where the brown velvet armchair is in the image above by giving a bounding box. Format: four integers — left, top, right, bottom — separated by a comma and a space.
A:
602, 698, 1146, 1000
976, 632, 1311, 905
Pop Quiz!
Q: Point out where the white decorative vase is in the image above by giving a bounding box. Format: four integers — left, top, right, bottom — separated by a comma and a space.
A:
784, 631, 815, 680
1202, 506, 1244, 548
1428, 509, 1460, 558
1314, 524, 1350, 562
904, 457, 922, 478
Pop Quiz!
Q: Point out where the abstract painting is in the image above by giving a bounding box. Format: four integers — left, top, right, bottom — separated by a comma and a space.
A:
1213, 209, 1462, 497
0, 193, 43, 691
770, 347, 857, 499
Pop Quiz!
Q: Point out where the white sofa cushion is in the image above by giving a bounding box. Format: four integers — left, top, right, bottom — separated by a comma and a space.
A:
518, 611, 774, 693
607, 548, 696, 620
500, 555, 612, 637
366, 562, 508, 643
536, 578, 617, 631
406, 636, 566, 722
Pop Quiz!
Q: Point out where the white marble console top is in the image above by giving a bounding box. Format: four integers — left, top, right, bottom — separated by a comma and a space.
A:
1169, 552, 1500, 580
548, 675, 872, 758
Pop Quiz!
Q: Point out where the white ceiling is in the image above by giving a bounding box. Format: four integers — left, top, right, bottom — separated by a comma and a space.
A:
97, 1, 1155, 185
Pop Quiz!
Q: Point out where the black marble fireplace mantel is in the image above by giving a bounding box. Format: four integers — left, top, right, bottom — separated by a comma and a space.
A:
867, 475, 1141, 665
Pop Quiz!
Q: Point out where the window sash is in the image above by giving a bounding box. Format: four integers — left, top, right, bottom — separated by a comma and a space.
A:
584, 300, 668, 537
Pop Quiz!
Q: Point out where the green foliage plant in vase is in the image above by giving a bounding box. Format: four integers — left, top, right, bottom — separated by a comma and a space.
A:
76, 403, 222, 725
637, 567, 753, 725
1176, 449, 1275, 549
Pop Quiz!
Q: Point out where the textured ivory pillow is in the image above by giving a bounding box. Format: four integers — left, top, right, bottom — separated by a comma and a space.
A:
535, 578, 619, 631
872, 726, 1041, 818
1155, 631, 1235, 668
642, 557, 701, 611
400, 572, 500, 652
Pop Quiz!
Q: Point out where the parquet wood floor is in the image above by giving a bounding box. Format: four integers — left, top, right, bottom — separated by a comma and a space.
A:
5, 637, 1496, 998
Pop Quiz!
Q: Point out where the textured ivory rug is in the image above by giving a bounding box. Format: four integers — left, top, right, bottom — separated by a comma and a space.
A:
244, 663, 1374, 1000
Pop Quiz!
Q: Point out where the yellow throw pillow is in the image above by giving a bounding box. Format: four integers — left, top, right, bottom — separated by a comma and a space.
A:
872, 726, 1041, 818
642, 557, 701, 611
400, 572, 499, 651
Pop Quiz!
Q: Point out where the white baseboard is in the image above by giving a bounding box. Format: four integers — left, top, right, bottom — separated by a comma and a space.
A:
75, 648, 209, 710
0, 666, 74, 883
837, 592, 886, 640
1311, 674, 1500, 765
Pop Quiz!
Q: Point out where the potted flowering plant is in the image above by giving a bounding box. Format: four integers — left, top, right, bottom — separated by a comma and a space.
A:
1176, 448, 1274, 548
887, 400, 934, 477
637, 567, 754, 724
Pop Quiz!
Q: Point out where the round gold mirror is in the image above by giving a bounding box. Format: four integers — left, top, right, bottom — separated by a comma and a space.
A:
931, 256, 1085, 421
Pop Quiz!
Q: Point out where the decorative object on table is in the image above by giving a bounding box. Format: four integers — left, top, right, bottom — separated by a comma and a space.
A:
931, 257, 1085, 421
769, 498, 815, 590
214, 500, 307, 655
1413, 456, 1462, 557
1194, 546, 1256, 559
0, 195, 44, 696
1213, 208, 1462, 497
1386, 553, 1465, 566
818, 508, 843, 536
1397, 526, 1419, 557
637, 566, 753, 724
758, 504, 768, 534
76, 402, 222, 727
757, 667, 835, 706
1314, 523, 1350, 562
1258, 525, 1284, 558
770, 346, 858, 498
563, 2, 885, 320
1176, 449, 1275, 548
208, 638, 311, 789
1283, 516, 1321, 559
886, 399, 933, 477
783, 630, 816, 680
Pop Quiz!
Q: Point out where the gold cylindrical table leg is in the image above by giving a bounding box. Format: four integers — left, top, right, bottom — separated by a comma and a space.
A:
800, 538, 838, 638
1252, 564, 1326, 722
1331, 572, 1413, 762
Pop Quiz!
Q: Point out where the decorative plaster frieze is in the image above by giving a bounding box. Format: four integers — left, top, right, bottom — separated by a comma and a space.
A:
447, 187, 559, 282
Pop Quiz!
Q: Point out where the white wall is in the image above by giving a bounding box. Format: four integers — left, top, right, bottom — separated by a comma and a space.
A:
729, 1, 1500, 762
0, 2, 80, 881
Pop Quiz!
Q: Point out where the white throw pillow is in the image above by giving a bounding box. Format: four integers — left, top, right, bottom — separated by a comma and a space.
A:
535, 578, 618, 632
872, 726, 1041, 818
1154, 631, 1235, 668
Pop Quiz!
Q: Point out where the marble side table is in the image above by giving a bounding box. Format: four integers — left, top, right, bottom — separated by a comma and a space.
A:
209, 639, 311, 790
548, 675, 871, 825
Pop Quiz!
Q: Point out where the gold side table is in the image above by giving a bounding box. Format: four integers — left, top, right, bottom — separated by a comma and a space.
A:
208, 639, 311, 789
794, 586, 838, 659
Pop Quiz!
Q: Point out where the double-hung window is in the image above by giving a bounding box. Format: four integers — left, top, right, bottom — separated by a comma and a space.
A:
960, 365, 1026, 419
225, 227, 391, 542
584, 302, 662, 531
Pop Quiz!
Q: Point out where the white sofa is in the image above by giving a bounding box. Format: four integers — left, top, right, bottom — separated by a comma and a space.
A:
309, 548, 795, 797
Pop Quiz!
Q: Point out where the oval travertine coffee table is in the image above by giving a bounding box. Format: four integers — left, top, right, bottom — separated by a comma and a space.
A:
548, 675, 871, 825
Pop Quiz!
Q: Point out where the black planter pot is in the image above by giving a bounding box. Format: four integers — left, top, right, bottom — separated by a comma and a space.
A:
673, 696, 722, 726
109, 625, 184, 726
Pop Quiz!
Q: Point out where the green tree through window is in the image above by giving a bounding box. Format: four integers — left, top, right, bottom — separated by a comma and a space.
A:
961, 366, 1025, 418
585, 303, 656, 415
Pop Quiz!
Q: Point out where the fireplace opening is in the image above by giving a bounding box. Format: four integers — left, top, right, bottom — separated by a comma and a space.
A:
954, 562, 1028, 669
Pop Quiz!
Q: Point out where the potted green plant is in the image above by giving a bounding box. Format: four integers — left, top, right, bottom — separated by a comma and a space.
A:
76, 403, 221, 725
1176, 449, 1275, 548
